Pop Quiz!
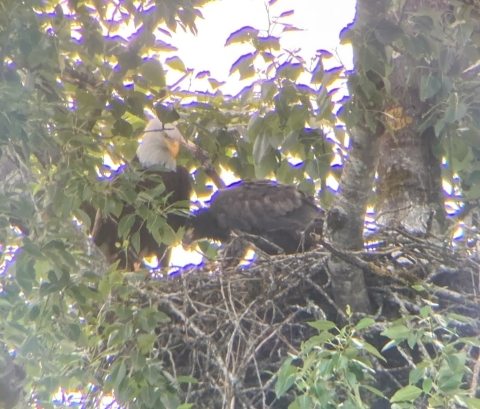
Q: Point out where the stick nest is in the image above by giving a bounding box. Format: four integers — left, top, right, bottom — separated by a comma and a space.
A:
137, 227, 480, 408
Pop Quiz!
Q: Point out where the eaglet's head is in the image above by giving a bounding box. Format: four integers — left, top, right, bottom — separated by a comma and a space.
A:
137, 118, 185, 171
182, 207, 230, 249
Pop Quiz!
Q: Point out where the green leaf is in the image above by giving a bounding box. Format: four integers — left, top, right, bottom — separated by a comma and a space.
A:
287, 105, 309, 131
307, 320, 336, 331
37, 376, 60, 394
295, 395, 313, 409
75, 88, 99, 110
355, 318, 375, 330
322, 66, 343, 86
422, 378, 432, 393
452, 140, 471, 171
140, 384, 159, 408
208, 78, 225, 89
116, 377, 138, 404
165, 56, 186, 72
20, 335, 43, 356
155, 104, 181, 124
409, 367, 424, 385
420, 305, 431, 319
142, 365, 164, 385
419, 74, 442, 101
131, 230, 141, 254
374, 19, 404, 44
279, 10, 294, 18
390, 385, 423, 403
141, 59, 166, 87
126, 93, 146, 117
407, 331, 419, 349
160, 392, 180, 409
110, 97, 128, 119
277, 62, 303, 82
274, 93, 291, 124
112, 118, 134, 137
14, 259, 36, 295
225, 26, 259, 46
361, 384, 385, 398
381, 324, 411, 340
459, 337, 480, 347
261, 79, 277, 100
254, 36, 280, 51
130, 349, 147, 371
118, 214, 136, 238
229, 53, 256, 79
361, 341, 387, 362
118, 51, 142, 71
105, 195, 123, 218
73, 208, 92, 230
65, 323, 82, 342
137, 333, 156, 354
22, 237, 43, 258
311, 58, 324, 84
463, 397, 480, 409
247, 112, 264, 140
275, 357, 296, 398
444, 94, 467, 124
252, 133, 271, 165
153, 39, 178, 52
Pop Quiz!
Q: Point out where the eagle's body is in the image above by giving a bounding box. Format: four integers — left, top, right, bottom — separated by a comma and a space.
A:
183, 180, 324, 258
87, 118, 192, 270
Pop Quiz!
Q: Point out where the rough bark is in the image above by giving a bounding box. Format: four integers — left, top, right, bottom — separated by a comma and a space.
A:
324, 122, 381, 315
324, 0, 388, 315
376, 0, 449, 235
377, 0, 450, 234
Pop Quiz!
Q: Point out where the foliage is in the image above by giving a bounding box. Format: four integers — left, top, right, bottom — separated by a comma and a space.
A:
381, 286, 480, 409
0, 0, 215, 407
0, 0, 347, 406
0, 0, 480, 407
275, 317, 385, 409
277, 299, 480, 409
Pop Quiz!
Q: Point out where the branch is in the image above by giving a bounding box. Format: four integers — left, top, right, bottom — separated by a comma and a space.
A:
182, 139, 226, 190
90, 209, 103, 242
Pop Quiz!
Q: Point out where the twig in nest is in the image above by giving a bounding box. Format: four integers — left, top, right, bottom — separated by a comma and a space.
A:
235, 231, 286, 255
319, 237, 400, 281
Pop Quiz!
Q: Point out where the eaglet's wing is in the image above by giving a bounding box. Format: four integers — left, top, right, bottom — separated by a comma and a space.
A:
209, 180, 322, 235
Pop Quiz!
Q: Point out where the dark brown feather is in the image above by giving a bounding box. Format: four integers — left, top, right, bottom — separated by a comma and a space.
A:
184, 180, 324, 257
84, 164, 191, 270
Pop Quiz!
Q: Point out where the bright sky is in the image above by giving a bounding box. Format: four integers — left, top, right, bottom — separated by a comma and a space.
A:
169, 0, 356, 94
167, 0, 357, 267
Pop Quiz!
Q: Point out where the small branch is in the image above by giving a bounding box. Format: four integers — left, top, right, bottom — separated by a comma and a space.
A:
182, 139, 226, 190
90, 209, 103, 241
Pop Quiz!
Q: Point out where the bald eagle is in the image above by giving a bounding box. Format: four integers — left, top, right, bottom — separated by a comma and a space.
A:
182, 180, 324, 261
87, 118, 192, 270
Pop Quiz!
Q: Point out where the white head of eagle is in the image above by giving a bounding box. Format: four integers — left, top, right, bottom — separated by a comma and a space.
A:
136, 118, 185, 171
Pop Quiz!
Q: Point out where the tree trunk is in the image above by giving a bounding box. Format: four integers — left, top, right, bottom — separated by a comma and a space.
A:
376, 0, 449, 234
323, 0, 389, 315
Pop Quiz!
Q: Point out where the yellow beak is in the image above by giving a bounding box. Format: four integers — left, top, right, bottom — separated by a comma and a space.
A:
164, 137, 180, 159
